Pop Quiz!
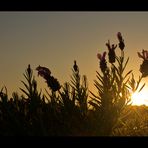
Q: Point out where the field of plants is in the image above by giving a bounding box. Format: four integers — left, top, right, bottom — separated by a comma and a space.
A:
0, 32, 148, 136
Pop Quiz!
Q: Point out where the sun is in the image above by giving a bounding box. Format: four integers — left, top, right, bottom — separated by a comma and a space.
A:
131, 89, 148, 106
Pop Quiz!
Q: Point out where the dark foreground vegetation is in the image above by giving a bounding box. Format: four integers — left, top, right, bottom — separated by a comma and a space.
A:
0, 32, 148, 136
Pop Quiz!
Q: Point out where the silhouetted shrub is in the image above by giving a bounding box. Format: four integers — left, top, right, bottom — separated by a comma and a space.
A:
0, 32, 147, 136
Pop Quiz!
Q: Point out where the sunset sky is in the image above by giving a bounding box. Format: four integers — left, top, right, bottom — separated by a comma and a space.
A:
0, 12, 148, 103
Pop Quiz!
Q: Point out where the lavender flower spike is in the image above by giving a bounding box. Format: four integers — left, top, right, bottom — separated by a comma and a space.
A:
137, 49, 148, 77
97, 51, 107, 73
117, 32, 125, 51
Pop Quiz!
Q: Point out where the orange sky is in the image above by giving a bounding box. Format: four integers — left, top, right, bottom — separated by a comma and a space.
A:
0, 12, 148, 101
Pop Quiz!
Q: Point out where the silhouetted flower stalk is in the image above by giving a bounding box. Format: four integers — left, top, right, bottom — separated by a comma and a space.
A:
36, 65, 61, 92
70, 60, 88, 117
73, 60, 79, 72
106, 40, 117, 63
20, 65, 42, 114
20, 65, 34, 98
97, 51, 108, 73
117, 32, 125, 51
137, 49, 148, 77
27, 64, 31, 78
89, 32, 142, 136
73, 60, 80, 88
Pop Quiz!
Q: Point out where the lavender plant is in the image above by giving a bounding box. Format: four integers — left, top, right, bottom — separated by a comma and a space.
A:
0, 33, 147, 136
89, 32, 145, 136
36, 61, 89, 135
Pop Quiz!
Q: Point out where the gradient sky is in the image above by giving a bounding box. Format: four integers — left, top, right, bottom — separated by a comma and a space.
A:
0, 11, 148, 100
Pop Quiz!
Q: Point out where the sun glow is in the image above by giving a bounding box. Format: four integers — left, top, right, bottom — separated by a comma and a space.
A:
131, 89, 148, 106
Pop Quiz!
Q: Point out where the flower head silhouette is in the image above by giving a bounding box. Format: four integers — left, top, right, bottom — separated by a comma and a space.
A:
106, 40, 117, 63
137, 49, 148, 77
137, 49, 148, 60
73, 60, 79, 72
117, 32, 125, 51
36, 65, 51, 78
97, 51, 107, 73
36, 65, 61, 91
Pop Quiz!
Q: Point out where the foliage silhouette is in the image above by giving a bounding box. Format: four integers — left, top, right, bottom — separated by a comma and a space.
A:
0, 32, 147, 136
89, 32, 145, 136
